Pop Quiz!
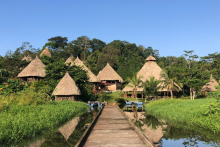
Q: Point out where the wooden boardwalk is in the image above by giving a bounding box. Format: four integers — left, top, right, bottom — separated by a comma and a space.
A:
83, 105, 148, 147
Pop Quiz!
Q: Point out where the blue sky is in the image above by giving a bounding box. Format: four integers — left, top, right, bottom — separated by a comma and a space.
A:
0, 0, 219, 58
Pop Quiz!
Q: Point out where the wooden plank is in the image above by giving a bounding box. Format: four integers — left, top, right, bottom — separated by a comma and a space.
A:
83, 105, 149, 147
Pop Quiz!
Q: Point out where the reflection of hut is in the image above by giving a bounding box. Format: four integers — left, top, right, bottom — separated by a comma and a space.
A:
59, 117, 80, 141
17, 56, 46, 82
123, 55, 181, 97
97, 62, 123, 91
202, 75, 219, 92
22, 55, 32, 62
52, 72, 81, 101
40, 48, 51, 57
65, 56, 100, 83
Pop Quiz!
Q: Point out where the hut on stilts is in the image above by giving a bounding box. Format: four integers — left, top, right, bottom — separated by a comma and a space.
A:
17, 56, 46, 82
40, 48, 51, 57
123, 55, 181, 98
97, 62, 123, 91
52, 72, 81, 101
202, 75, 219, 92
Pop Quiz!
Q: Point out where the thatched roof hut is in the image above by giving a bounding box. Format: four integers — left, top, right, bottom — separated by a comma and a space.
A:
123, 55, 181, 92
52, 72, 81, 101
17, 56, 46, 78
65, 55, 74, 66
202, 75, 219, 91
40, 48, 51, 57
22, 55, 32, 62
97, 62, 123, 83
66, 56, 100, 82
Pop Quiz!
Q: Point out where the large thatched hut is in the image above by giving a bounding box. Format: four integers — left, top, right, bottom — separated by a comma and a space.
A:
123, 55, 181, 97
97, 62, 123, 91
17, 56, 46, 82
40, 48, 51, 57
65, 56, 100, 83
52, 72, 81, 101
22, 55, 32, 62
202, 75, 219, 92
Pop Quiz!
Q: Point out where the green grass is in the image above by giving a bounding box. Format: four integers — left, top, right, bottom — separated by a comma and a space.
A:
0, 101, 88, 145
144, 98, 220, 133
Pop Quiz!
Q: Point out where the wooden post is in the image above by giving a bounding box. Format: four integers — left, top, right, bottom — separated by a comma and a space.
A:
142, 93, 143, 99
132, 105, 133, 111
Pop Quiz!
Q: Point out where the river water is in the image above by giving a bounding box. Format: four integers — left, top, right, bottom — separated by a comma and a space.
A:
135, 113, 220, 147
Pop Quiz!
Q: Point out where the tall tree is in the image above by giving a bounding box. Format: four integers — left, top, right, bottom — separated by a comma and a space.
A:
126, 73, 143, 101
46, 36, 68, 51
142, 76, 162, 102
181, 50, 210, 100
97, 45, 120, 70
160, 66, 182, 99
90, 38, 106, 52
70, 36, 90, 60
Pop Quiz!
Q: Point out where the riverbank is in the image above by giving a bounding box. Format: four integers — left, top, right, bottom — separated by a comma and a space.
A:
144, 98, 220, 134
0, 101, 88, 146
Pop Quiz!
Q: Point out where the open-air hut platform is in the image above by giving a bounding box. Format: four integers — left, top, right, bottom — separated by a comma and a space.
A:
202, 75, 219, 92
65, 56, 100, 83
123, 55, 182, 98
40, 48, 51, 57
52, 72, 81, 101
17, 56, 46, 82
97, 62, 123, 91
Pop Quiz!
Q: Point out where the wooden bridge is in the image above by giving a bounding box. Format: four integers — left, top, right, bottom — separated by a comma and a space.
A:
82, 105, 154, 147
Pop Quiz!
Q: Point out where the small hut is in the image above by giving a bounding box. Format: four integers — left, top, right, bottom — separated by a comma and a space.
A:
17, 56, 46, 82
123, 55, 181, 97
97, 62, 123, 91
202, 75, 219, 92
65, 56, 100, 83
40, 48, 51, 57
22, 55, 32, 62
52, 72, 81, 101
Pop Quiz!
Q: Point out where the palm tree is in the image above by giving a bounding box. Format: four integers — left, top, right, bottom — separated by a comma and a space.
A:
126, 73, 143, 101
142, 76, 162, 102
160, 67, 182, 99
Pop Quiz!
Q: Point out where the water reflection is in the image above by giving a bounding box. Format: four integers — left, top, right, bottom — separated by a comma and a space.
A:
27, 108, 99, 147
136, 113, 220, 147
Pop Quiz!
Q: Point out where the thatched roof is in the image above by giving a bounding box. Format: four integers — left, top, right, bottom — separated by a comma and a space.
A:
22, 55, 32, 62
202, 75, 219, 92
70, 56, 100, 82
123, 55, 181, 92
17, 56, 46, 78
146, 54, 156, 61
97, 62, 123, 83
65, 55, 74, 66
52, 72, 81, 96
40, 48, 51, 57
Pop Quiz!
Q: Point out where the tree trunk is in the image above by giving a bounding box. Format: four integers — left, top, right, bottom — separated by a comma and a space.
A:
193, 90, 196, 100
135, 87, 138, 102
190, 88, 193, 100
170, 90, 173, 99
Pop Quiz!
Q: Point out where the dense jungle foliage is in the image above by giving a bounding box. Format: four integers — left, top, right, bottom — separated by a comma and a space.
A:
0, 36, 219, 99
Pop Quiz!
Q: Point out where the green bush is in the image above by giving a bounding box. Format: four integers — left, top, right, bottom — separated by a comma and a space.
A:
115, 98, 126, 108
